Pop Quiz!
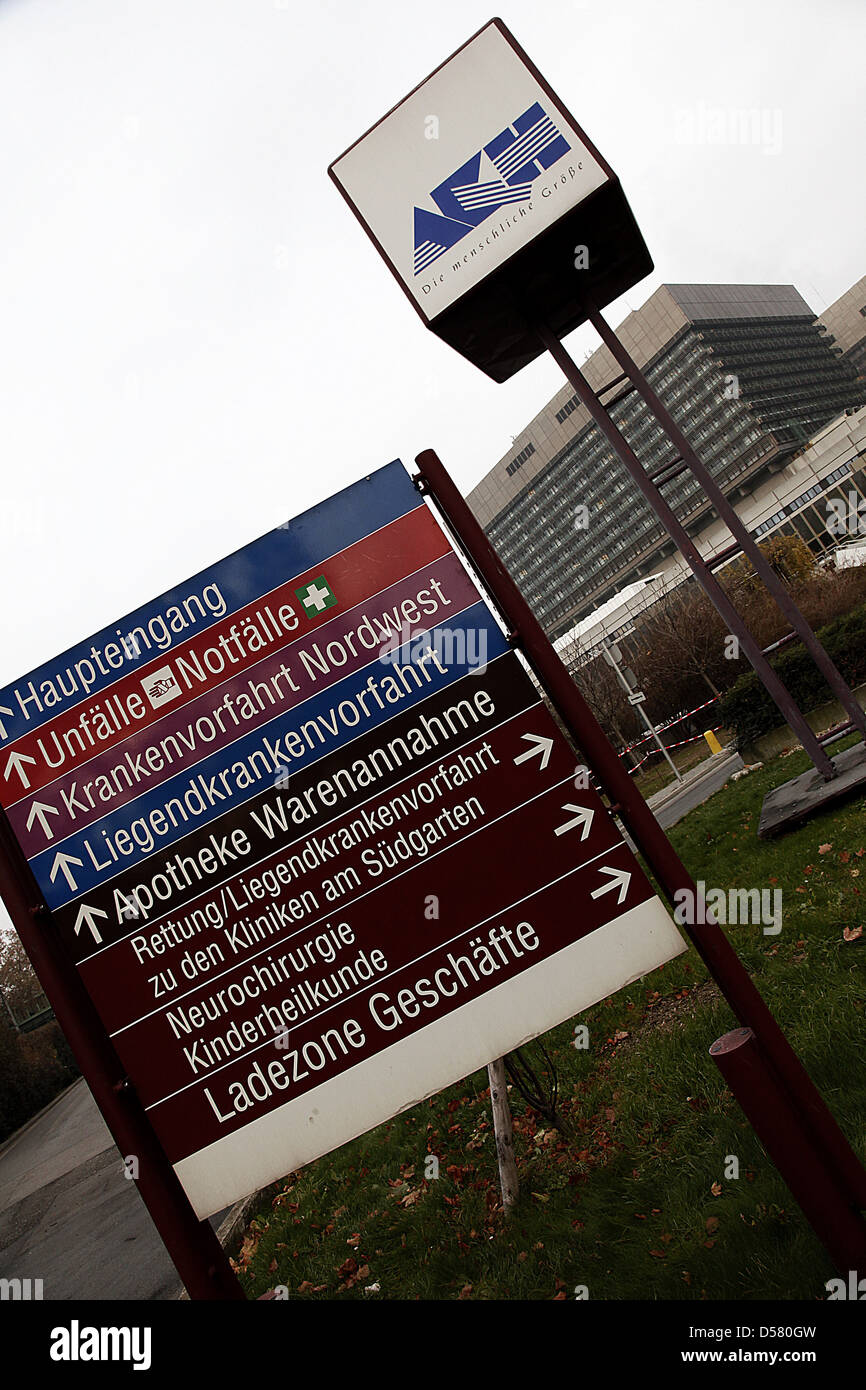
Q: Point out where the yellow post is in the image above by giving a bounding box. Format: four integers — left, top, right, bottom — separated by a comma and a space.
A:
704, 729, 723, 754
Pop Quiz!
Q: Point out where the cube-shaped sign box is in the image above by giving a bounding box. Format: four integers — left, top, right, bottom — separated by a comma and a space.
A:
330, 18, 653, 381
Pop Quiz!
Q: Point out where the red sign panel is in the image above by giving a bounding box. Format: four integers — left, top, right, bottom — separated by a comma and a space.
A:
0, 463, 683, 1217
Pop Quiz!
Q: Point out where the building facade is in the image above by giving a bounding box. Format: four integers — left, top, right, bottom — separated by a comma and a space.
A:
553, 403, 866, 665
468, 282, 866, 639
816, 275, 866, 383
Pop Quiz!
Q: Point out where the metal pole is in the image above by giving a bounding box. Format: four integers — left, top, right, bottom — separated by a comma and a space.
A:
604, 646, 682, 781
586, 306, 866, 749
711, 1029, 866, 1275
635, 702, 682, 781
534, 324, 838, 782
0, 809, 246, 1301
414, 447, 866, 1226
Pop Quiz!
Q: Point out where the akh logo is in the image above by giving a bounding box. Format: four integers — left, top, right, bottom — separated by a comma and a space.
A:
413, 101, 571, 276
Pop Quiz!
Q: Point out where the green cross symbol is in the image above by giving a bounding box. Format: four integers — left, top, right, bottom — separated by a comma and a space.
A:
296, 576, 337, 618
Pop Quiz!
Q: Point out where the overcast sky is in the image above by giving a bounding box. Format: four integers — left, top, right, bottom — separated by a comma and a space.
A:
0, 0, 863, 677
1, 0, 864, 686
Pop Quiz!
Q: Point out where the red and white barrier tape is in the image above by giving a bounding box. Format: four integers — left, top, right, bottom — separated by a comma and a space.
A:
621, 694, 720, 754
624, 725, 725, 772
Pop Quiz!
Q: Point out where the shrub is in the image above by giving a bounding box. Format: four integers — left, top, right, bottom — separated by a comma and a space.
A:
718, 601, 866, 749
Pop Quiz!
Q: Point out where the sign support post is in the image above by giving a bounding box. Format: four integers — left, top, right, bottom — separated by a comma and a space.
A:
584, 304, 866, 754
0, 809, 246, 1302
487, 1057, 519, 1214
533, 322, 842, 782
414, 446, 866, 1269
328, 8, 866, 1277
602, 640, 681, 782
710, 1027, 866, 1276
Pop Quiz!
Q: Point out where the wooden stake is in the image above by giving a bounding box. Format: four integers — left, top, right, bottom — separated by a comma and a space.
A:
487, 1057, 519, 1213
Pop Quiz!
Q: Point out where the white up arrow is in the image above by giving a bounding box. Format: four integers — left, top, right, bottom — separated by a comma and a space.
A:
74, 903, 108, 945
4, 749, 37, 790
26, 799, 60, 841
50, 851, 84, 891
554, 804, 595, 840
0, 704, 13, 741
590, 867, 632, 906
513, 733, 554, 771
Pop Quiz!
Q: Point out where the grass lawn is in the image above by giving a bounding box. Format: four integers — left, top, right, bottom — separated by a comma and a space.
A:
230, 739, 866, 1301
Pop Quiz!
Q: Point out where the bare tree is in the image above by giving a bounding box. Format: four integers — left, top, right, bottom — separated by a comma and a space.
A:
632, 581, 728, 699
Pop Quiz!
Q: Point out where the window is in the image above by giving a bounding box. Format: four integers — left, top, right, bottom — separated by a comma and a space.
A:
505, 442, 536, 477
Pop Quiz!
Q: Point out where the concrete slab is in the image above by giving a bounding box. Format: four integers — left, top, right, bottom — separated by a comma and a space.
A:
758, 740, 866, 838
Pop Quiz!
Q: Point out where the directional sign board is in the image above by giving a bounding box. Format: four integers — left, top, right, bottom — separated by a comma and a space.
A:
0, 461, 683, 1218
329, 18, 653, 381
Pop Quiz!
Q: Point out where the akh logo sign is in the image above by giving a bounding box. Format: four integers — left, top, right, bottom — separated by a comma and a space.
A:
412, 102, 571, 277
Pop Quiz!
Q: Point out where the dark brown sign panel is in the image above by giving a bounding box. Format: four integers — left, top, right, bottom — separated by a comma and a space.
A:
0, 462, 682, 1217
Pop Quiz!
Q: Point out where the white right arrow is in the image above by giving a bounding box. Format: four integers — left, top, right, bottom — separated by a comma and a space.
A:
590, 867, 632, 906
50, 851, 83, 892
4, 749, 37, 790
0, 704, 13, 741
74, 903, 108, 945
26, 799, 60, 841
554, 804, 595, 840
514, 733, 554, 771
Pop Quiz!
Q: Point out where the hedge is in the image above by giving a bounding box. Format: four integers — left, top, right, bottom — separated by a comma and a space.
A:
718, 601, 866, 750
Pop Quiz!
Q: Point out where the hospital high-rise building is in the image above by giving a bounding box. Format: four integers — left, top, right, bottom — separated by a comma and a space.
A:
467, 280, 866, 638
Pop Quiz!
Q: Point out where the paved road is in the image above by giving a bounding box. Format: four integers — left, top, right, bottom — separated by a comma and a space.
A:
650, 751, 744, 829
0, 1077, 219, 1301
616, 750, 744, 856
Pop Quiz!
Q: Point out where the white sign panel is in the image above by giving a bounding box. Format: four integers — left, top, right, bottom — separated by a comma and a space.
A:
330, 19, 609, 323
